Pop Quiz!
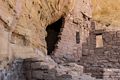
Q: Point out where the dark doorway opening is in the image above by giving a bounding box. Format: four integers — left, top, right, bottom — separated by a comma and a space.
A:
45, 18, 64, 55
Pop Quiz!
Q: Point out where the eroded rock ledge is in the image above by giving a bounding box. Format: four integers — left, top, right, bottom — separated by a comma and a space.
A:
0, 0, 74, 63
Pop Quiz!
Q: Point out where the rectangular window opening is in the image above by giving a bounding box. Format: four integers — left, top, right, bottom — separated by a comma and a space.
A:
76, 32, 80, 44
96, 34, 103, 48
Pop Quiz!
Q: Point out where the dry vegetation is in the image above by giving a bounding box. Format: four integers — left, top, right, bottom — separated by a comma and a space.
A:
92, 0, 120, 26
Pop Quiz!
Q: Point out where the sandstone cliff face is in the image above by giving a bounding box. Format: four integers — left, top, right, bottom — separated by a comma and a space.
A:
1, 0, 120, 80
92, 0, 120, 26
0, 0, 74, 62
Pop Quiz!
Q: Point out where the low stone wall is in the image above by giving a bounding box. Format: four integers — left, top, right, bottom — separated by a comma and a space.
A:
23, 57, 84, 80
0, 59, 26, 80
103, 68, 120, 80
79, 25, 120, 78
0, 57, 85, 80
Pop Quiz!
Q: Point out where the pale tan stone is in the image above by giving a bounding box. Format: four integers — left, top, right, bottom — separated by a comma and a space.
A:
0, 0, 74, 60
96, 35, 103, 48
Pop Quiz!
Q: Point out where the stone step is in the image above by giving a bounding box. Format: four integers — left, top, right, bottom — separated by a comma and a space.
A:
80, 74, 103, 80
80, 74, 96, 80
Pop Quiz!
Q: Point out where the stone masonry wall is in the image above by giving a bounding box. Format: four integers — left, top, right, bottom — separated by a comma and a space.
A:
79, 21, 120, 79
103, 68, 120, 80
54, 0, 92, 62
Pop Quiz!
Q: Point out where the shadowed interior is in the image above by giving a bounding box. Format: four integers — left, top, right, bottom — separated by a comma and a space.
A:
45, 18, 64, 55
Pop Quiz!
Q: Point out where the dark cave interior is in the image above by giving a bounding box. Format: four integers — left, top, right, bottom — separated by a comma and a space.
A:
45, 18, 64, 55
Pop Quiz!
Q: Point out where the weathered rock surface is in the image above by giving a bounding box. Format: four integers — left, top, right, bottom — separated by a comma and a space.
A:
1, 0, 120, 80
0, 56, 105, 80
0, 0, 74, 61
0, 0, 76, 79
27, 56, 106, 80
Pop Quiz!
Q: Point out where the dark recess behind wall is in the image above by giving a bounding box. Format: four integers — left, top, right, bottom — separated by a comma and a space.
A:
45, 18, 64, 55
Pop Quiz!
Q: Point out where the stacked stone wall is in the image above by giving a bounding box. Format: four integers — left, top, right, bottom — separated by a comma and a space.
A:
79, 21, 120, 78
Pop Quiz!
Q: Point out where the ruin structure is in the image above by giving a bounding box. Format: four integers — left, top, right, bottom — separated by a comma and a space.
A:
0, 0, 120, 80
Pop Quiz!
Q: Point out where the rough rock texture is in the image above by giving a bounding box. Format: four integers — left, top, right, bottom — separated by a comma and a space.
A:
0, 0, 77, 79
24, 56, 84, 80
0, 59, 26, 80
0, 0, 74, 61
0, 0, 75, 69
103, 68, 120, 80
18, 56, 105, 80
1, 0, 120, 80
